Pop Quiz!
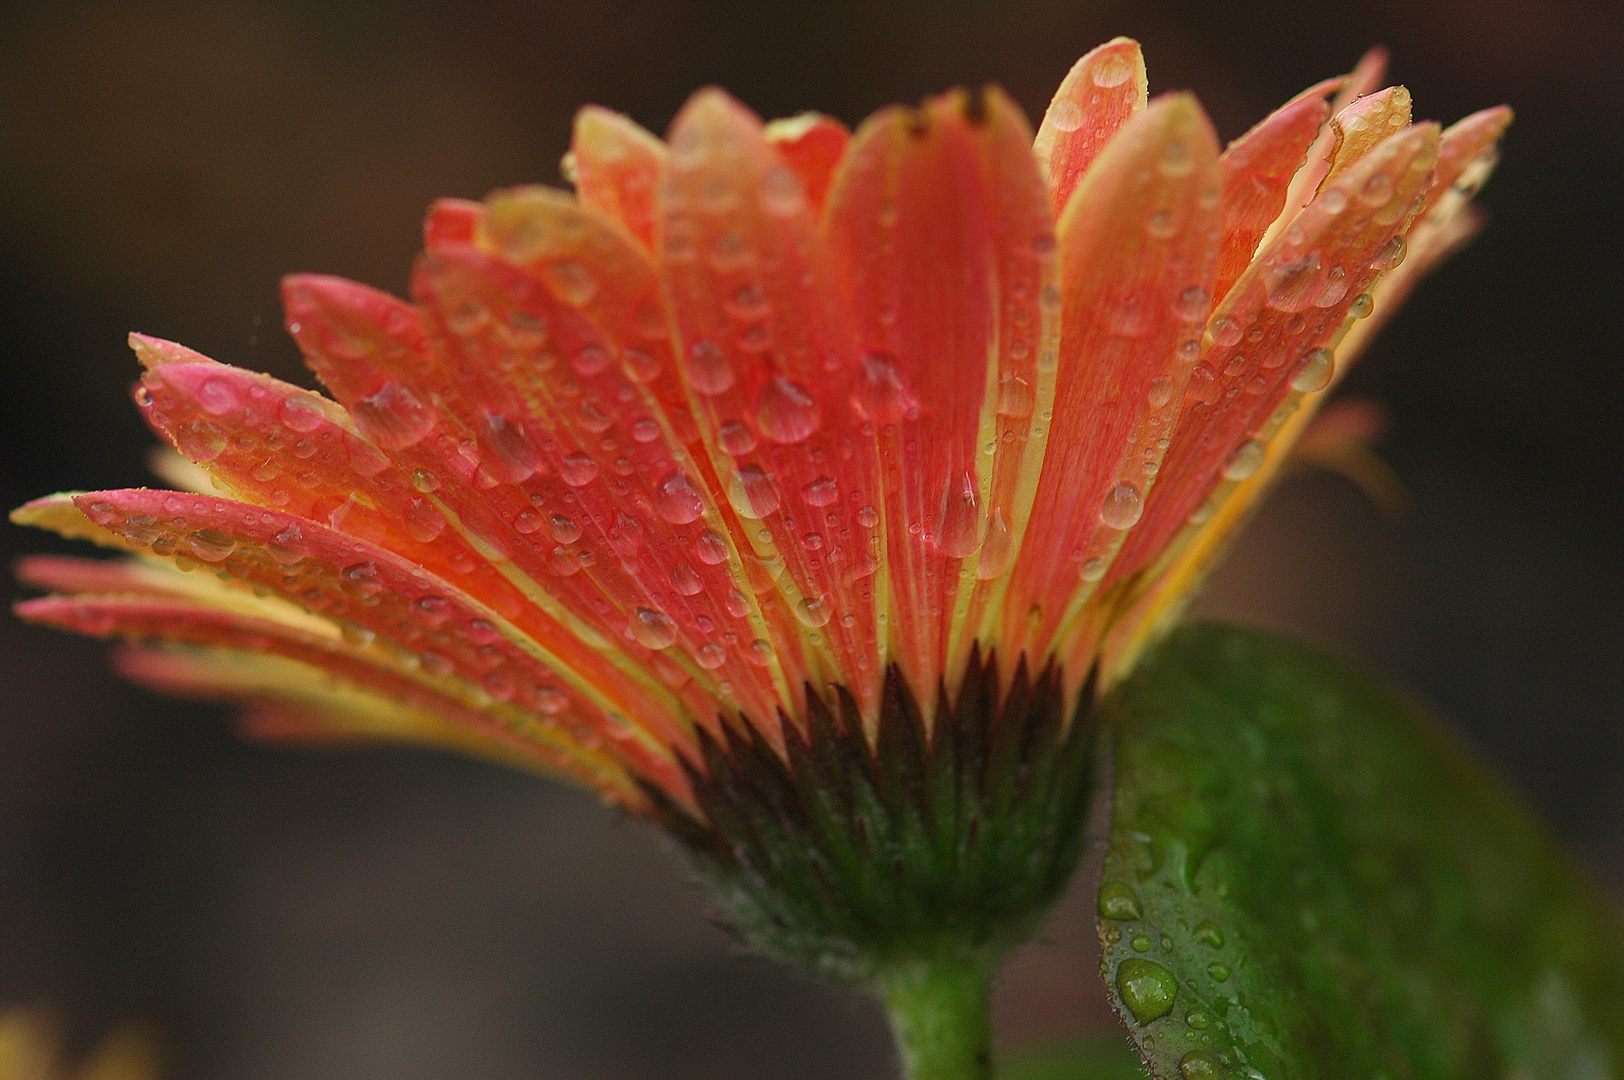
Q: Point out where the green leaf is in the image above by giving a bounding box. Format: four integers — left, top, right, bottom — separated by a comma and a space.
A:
1097, 623, 1624, 1080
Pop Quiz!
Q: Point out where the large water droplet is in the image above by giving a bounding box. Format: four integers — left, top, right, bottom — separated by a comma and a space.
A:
267, 524, 306, 564
670, 562, 704, 596
755, 376, 820, 444
655, 469, 705, 524
802, 476, 839, 507
1116, 959, 1177, 1025
1207, 962, 1230, 982
718, 420, 757, 455
571, 344, 610, 377
1369, 234, 1407, 271
341, 561, 383, 598
544, 261, 598, 306
630, 606, 677, 649
934, 473, 982, 557
696, 529, 729, 565
687, 340, 734, 394
609, 514, 643, 555
1179, 1051, 1219, 1080
403, 499, 446, 543
1098, 882, 1143, 921
1048, 98, 1084, 133
1092, 52, 1133, 87
761, 164, 808, 217
794, 596, 831, 628
976, 509, 1015, 580
728, 464, 780, 519
279, 395, 325, 433
850, 352, 914, 423
1158, 139, 1195, 178
351, 382, 435, 450
480, 413, 539, 483
559, 452, 599, 487
1221, 439, 1266, 480
1173, 285, 1210, 323
1208, 314, 1243, 348
694, 642, 726, 669
1264, 252, 1324, 313
187, 529, 236, 563
1349, 292, 1374, 319
1099, 482, 1143, 530
1289, 348, 1335, 392
856, 505, 879, 529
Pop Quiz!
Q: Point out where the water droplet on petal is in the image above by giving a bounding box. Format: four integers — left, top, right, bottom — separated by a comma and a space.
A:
513, 508, 543, 534
1264, 252, 1324, 313
754, 376, 820, 444
547, 513, 581, 543
559, 452, 599, 486
187, 528, 236, 562
351, 382, 435, 450
480, 413, 538, 483
630, 606, 677, 649
1193, 921, 1224, 948
621, 346, 661, 383
1319, 187, 1349, 214
802, 476, 839, 507
1359, 171, 1395, 206
412, 469, 440, 493
747, 639, 774, 666
571, 344, 610, 377
1172, 285, 1210, 323
794, 596, 831, 628
1207, 962, 1230, 982
1049, 98, 1084, 132
670, 562, 703, 596
696, 529, 729, 565
856, 505, 879, 529
544, 261, 598, 306
1290, 348, 1335, 392
1370, 235, 1407, 270
977, 509, 1015, 580
934, 473, 982, 557
1208, 314, 1243, 348
850, 352, 914, 423
761, 165, 807, 217
403, 499, 446, 542
1099, 482, 1143, 530
687, 340, 734, 394
267, 524, 305, 564
728, 464, 780, 519
1116, 959, 1177, 1024
1158, 139, 1195, 177
1147, 376, 1173, 408
655, 470, 705, 524
1222, 439, 1266, 480
694, 642, 726, 669
718, 420, 757, 455
279, 396, 325, 432
1349, 292, 1374, 319
1092, 52, 1133, 87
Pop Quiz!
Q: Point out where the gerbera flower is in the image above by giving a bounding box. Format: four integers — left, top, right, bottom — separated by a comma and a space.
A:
13, 37, 1507, 1078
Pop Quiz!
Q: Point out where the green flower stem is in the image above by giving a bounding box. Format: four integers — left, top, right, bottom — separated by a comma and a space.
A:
879, 955, 995, 1080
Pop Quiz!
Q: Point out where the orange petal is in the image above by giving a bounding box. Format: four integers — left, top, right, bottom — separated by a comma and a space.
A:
281, 272, 766, 731
411, 239, 794, 727
1319, 85, 1413, 194
569, 106, 669, 252
1422, 104, 1513, 217
1003, 93, 1222, 666
66, 488, 693, 774
1034, 37, 1147, 217
764, 112, 851, 216
132, 351, 679, 732
826, 85, 1059, 696
423, 197, 483, 248
657, 87, 887, 717
20, 594, 656, 802
1113, 120, 1441, 589
1214, 88, 1331, 301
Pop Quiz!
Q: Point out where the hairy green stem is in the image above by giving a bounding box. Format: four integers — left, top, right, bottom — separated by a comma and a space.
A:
880, 955, 995, 1080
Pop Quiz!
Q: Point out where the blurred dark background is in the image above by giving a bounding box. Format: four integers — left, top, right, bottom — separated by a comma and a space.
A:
1, 1, 1618, 1077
